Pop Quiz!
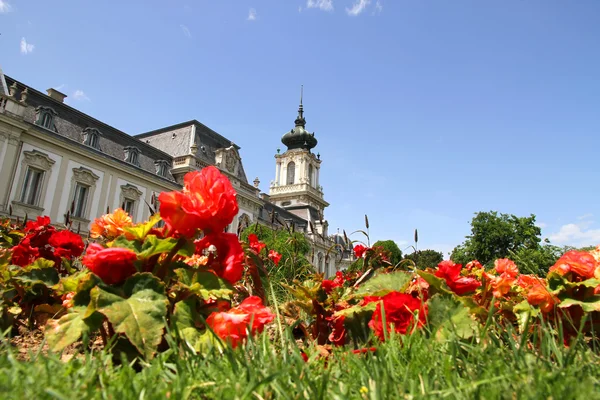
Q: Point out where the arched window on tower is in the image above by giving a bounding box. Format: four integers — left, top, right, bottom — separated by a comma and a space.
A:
308, 164, 314, 187
287, 162, 295, 185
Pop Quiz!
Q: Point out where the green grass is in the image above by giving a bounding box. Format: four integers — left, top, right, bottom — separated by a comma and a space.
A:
1, 323, 599, 400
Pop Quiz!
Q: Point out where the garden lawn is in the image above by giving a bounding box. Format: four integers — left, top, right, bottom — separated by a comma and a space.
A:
1, 325, 599, 400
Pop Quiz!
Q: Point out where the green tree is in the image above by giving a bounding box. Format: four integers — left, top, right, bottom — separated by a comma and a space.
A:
403, 249, 444, 270
451, 211, 542, 267
372, 240, 403, 265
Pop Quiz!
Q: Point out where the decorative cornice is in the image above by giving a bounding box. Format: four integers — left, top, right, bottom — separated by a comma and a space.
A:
23, 149, 55, 170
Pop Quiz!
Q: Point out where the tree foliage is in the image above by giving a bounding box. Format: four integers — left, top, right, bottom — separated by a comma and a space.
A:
372, 240, 403, 265
451, 211, 541, 267
403, 249, 444, 270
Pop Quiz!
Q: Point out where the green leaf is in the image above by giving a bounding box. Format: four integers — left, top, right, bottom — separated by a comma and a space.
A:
426, 294, 478, 340
13, 267, 59, 288
138, 235, 194, 259
172, 298, 208, 351
416, 270, 454, 296
111, 235, 142, 253
122, 214, 163, 241
45, 306, 103, 352
558, 297, 600, 312
354, 270, 412, 298
56, 270, 90, 293
90, 273, 168, 359
513, 300, 540, 333
174, 268, 234, 300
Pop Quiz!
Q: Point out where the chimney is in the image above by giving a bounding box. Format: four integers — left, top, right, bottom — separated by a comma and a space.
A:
46, 88, 67, 103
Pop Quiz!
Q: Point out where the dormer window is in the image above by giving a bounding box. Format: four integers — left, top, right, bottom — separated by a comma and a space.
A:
124, 146, 141, 166
154, 160, 170, 177
82, 128, 101, 149
35, 106, 58, 130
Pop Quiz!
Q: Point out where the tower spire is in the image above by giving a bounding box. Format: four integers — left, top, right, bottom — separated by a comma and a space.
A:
295, 85, 306, 127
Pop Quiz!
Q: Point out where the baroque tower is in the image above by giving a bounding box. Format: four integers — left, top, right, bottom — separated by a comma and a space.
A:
269, 88, 330, 237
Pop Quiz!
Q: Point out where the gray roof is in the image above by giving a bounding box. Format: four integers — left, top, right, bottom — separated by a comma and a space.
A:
136, 120, 248, 183
4, 76, 176, 182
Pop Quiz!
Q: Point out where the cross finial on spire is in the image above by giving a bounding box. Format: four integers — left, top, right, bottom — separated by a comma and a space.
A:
295, 85, 306, 127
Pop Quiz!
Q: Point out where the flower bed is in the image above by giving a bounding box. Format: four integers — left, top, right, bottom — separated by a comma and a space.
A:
0, 166, 599, 360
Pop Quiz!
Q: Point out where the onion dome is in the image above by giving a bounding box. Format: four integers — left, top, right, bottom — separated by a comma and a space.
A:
281, 86, 318, 151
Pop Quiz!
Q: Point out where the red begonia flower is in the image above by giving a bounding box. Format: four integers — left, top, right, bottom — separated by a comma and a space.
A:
328, 315, 347, 346
195, 232, 244, 284
11, 240, 39, 267
435, 260, 481, 295
82, 243, 138, 285
248, 234, 266, 254
24, 216, 52, 232
494, 258, 519, 278
268, 249, 282, 265
206, 296, 275, 348
159, 167, 239, 237
353, 244, 368, 259
48, 230, 85, 259
368, 292, 427, 341
549, 250, 597, 281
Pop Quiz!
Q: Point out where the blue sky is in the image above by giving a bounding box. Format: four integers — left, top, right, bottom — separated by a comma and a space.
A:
2, 0, 600, 256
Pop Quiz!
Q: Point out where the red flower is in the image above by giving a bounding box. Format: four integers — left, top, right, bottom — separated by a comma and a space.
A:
48, 230, 85, 259
248, 234, 266, 254
195, 232, 244, 284
24, 216, 52, 232
494, 258, 519, 278
322, 271, 346, 294
82, 243, 138, 285
11, 240, 39, 267
268, 249, 282, 265
159, 167, 239, 237
206, 296, 275, 348
487, 272, 516, 298
527, 284, 557, 313
369, 292, 427, 341
549, 250, 597, 281
353, 244, 368, 258
465, 260, 483, 272
328, 315, 347, 346
435, 260, 481, 295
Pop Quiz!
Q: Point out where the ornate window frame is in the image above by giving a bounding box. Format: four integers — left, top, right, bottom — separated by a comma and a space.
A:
154, 159, 170, 177
286, 161, 295, 185
34, 106, 58, 131
11, 150, 55, 217
124, 146, 141, 166
119, 184, 143, 219
82, 128, 101, 150
66, 167, 100, 225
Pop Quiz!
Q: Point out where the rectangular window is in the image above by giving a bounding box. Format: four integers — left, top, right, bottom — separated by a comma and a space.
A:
20, 167, 44, 206
86, 134, 98, 148
40, 113, 53, 129
71, 183, 89, 218
123, 199, 135, 215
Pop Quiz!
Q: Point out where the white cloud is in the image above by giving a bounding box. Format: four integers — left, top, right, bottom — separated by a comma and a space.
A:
247, 8, 257, 21
547, 215, 600, 247
20, 37, 34, 54
306, 0, 333, 12
0, 0, 12, 13
537, 222, 547, 229
73, 90, 90, 101
180, 24, 191, 38
346, 0, 371, 16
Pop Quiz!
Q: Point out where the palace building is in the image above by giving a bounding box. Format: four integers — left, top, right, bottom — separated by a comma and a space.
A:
0, 68, 353, 276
